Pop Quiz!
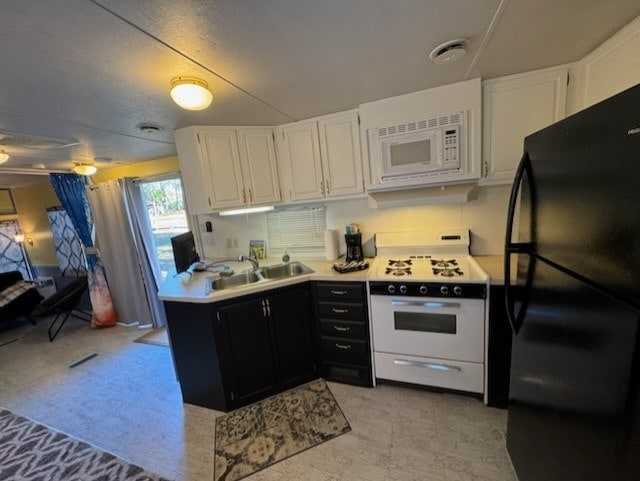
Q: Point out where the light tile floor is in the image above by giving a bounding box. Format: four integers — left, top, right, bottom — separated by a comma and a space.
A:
0, 316, 517, 481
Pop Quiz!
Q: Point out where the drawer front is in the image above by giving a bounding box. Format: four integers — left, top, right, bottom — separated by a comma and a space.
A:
321, 337, 368, 363
320, 319, 366, 339
374, 352, 483, 394
317, 301, 365, 320
316, 283, 364, 301
320, 361, 372, 387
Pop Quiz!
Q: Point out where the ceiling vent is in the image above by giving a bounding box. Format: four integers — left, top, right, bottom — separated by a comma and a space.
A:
0, 130, 79, 150
137, 123, 164, 134
429, 39, 469, 65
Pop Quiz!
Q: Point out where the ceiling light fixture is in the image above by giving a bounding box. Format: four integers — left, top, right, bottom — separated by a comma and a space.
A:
0, 150, 8, 164
429, 39, 469, 65
72, 163, 97, 176
170, 76, 213, 110
218, 206, 275, 217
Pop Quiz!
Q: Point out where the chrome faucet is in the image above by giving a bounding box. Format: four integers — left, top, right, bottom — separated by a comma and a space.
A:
238, 249, 259, 271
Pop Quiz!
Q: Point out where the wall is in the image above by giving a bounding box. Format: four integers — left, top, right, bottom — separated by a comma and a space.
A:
91, 156, 179, 183
198, 185, 512, 259
2, 179, 60, 268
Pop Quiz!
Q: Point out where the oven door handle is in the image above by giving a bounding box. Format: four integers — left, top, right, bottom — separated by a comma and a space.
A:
391, 300, 460, 309
394, 358, 461, 372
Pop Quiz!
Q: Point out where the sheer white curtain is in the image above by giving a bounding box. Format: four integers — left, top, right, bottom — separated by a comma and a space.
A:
87, 179, 166, 328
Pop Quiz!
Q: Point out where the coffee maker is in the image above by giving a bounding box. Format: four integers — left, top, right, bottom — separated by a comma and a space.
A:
345, 233, 364, 262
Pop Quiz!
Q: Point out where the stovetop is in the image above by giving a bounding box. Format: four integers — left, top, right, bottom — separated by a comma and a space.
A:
369, 229, 489, 284
370, 255, 487, 283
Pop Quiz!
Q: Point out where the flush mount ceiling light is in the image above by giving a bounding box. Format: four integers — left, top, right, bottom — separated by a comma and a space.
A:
72, 162, 97, 176
429, 39, 469, 65
0, 150, 8, 164
170, 76, 213, 110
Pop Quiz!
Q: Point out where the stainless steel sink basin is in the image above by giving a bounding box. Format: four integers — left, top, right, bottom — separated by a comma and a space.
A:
258, 261, 314, 280
210, 271, 260, 290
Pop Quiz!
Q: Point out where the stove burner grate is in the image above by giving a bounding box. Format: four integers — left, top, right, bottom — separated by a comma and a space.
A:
433, 267, 463, 277
386, 267, 412, 276
388, 259, 412, 268
431, 259, 458, 268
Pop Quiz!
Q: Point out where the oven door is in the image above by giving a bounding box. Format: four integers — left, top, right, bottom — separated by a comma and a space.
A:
370, 294, 485, 362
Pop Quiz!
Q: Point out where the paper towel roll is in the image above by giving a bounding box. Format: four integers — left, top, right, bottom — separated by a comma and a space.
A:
324, 229, 339, 260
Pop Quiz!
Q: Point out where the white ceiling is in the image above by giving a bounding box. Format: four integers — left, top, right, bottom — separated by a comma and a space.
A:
1, 0, 639, 187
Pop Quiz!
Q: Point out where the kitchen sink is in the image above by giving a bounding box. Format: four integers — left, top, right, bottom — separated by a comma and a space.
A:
210, 271, 260, 290
206, 261, 313, 293
258, 261, 314, 280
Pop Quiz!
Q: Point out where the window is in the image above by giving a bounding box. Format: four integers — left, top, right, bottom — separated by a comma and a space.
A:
139, 177, 189, 280
47, 207, 86, 277
0, 220, 31, 279
266, 207, 326, 256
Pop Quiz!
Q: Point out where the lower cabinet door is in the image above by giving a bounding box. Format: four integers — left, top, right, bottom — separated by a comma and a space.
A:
219, 299, 277, 405
269, 287, 316, 389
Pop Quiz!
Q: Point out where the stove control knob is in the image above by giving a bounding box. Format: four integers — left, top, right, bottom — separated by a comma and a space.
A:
453, 286, 463, 296
387, 285, 396, 294
419, 285, 428, 295
399, 285, 407, 294
440, 286, 449, 295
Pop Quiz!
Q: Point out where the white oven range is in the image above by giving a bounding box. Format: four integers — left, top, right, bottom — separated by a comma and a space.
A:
368, 230, 489, 396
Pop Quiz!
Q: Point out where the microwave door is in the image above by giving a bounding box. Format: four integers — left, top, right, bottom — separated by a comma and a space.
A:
381, 131, 439, 177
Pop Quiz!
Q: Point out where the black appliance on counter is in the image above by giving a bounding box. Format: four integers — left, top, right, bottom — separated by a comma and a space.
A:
504, 83, 640, 481
345, 233, 364, 262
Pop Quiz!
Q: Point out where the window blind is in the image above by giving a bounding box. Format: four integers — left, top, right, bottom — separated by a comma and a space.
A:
266, 207, 326, 254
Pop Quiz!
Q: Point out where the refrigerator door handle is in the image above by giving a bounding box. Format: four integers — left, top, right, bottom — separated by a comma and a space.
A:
504, 152, 532, 334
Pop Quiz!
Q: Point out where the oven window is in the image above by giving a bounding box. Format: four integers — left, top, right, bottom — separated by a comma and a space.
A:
390, 140, 431, 167
394, 311, 457, 334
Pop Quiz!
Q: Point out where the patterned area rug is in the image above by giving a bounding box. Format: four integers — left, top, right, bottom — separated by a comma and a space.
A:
214, 379, 351, 481
0, 409, 170, 481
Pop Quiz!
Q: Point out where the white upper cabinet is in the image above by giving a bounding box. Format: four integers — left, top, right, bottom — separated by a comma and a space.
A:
318, 111, 363, 198
174, 126, 280, 213
236, 129, 281, 205
481, 66, 568, 185
276, 110, 363, 203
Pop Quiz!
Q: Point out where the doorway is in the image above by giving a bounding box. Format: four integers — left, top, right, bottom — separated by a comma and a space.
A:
139, 176, 190, 281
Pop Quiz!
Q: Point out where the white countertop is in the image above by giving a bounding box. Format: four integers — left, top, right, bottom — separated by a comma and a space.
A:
158, 257, 369, 304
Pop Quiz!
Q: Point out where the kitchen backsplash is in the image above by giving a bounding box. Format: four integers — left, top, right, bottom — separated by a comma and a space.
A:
199, 184, 513, 259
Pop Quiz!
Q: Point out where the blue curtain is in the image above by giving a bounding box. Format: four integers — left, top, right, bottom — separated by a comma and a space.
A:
49, 173, 117, 327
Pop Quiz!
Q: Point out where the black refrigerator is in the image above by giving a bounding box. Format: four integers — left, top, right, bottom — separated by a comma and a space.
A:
504, 82, 640, 481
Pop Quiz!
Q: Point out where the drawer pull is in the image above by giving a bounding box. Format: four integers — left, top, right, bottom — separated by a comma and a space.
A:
332, 308, 348, 313
393, 358, 461, 372
335, 343, 352, 350
333, 326, 350, 332
330, 290, 347, 295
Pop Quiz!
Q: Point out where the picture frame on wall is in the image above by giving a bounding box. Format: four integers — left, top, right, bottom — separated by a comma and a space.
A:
0, 189, 16, 215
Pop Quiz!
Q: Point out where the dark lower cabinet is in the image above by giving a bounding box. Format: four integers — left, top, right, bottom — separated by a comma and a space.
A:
165, 282, 317, 412
218, 298, 278, 406
312, 281, 373, 387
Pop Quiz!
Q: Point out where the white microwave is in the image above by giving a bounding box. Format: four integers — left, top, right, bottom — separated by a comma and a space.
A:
377, 112, 464, 181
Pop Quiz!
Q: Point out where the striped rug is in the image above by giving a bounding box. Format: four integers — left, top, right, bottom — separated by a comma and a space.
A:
0, 409, 169, 481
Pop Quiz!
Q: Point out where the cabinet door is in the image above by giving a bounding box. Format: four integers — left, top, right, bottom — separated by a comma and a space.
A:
174, 127, 212, 214
481, 67, 568, 185
277, 120, 325, 201
318, 111, 363, 197
268, 287, 316, 389
197, 128, 246, 209
237, 128, 281, 205
218, 299, 277, 405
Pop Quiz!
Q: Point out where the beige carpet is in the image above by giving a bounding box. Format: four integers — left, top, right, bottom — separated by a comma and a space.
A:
214, 379, 351, 481
133, 328, 169, 347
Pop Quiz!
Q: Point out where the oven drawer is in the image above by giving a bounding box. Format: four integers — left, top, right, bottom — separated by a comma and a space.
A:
320, 361, 372, 387
374, 352, 483, 393
316, 283, 364, 301
321, 336, 369, 363
320, 319, 366, 339
317, 301, 365, 320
